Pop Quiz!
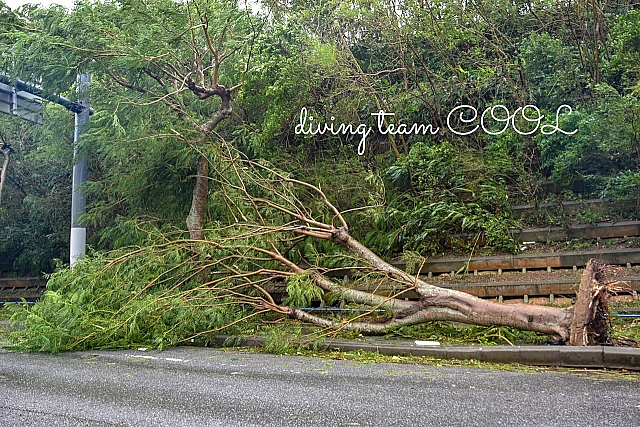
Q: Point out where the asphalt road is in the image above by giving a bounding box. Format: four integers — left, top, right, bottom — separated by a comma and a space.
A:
1, 347, 639, 426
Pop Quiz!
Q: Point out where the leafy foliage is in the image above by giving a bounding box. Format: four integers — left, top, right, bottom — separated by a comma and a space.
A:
605, 10, 640, 93
519, 32, 586, 109
386, 141, 518, 254
539, 84, 640, 198
283, 271, 323, 307
0, 109, 73, 275
7, 237, 251, 352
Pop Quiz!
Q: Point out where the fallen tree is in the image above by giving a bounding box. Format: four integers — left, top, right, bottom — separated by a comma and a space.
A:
7, 149, 614, 352
210, 155, 605, 342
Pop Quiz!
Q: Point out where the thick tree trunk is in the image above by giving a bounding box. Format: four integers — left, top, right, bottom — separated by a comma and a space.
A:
569, 259, 609, 346
281, 226, 574, 339
337, 227, 573, 338
186, 86, 232, 241
0, 147, 10, 206
186, 156, 209, 241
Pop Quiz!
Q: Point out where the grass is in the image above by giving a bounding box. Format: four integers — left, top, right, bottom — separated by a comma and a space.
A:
0, 306, 11, 322
186, 296, 640, 351
609, 299, 640, 343
609, 317, 640, 343
236, 314, 550, 349
294, 348, 640, 380
0, 306, 12, 346
278, 299, 639, 347
377, 322, 546, 346
230, 300, 638, 351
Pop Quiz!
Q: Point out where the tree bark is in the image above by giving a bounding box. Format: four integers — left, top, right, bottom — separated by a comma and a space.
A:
278, 225, 574, 339
186, 156, 209, 241
569, 259, 608, 346
335, 227, 573, 338
185, 83, 233, 241
0, 146, 10, 207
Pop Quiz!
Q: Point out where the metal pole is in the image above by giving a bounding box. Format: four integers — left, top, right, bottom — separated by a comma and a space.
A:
70, 73, 90, 266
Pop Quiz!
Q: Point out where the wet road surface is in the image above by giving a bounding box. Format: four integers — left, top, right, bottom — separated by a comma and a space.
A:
1, 347, 639, 426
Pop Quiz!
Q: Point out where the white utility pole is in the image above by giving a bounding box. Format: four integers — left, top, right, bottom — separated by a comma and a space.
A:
70, 73, 90, 266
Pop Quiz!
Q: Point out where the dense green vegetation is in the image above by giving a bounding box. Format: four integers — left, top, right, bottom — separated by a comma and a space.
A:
1, 0, 639, 351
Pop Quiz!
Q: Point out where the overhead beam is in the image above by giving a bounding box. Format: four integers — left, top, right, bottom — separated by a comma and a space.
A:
0, 75, 93, 115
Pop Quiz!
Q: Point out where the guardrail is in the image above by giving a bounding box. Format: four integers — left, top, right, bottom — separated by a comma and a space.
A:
449, 220, 640, 248
4, 248, 640, 304
0, 278, 47, 303
0, 277, 47, 290
512, 221, 640, 243
392, 248, 640, 275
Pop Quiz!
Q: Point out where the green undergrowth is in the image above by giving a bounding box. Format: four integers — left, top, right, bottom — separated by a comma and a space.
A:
610, 318, 640, 343
609, 300, 640, 343
229, 318, 549, 354
609, 308, 640, 344
380, 322, 547, 346
0, 306, 11, 345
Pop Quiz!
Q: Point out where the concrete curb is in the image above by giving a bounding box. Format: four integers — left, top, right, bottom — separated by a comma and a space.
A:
322, 341, 640, 370
214, 336, 640, 371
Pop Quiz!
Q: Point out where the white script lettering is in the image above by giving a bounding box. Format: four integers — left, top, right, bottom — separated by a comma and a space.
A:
295, 104, 578, 155
371, 110, 440, 136
295, 107, 372, 155
448, 104, 577, 136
